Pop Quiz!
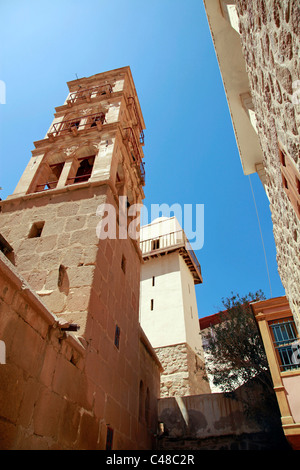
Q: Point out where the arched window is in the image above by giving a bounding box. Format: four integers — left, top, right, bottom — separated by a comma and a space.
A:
139, 380, 144, 421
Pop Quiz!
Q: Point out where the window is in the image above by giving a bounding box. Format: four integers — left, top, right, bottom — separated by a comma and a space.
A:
89, 113, 105, 128
150, 299, 154, 311
139, 380, 144, 421
121, 255, 126, 273
152, 276, 155, 287
114, 325, 120, 349
70, 120, 80, 129
62, 119, 81, 135
35, 162, 64, 192
269, 317, 300, 371
28, 221, 45, 238
145, 388, 150, 426
106, 427, 114, 450
282, 174, 288, 189
279, 144, 300, 220
74, 156, 95, 183
151, 239, 160, 250
279, 148, 286, 167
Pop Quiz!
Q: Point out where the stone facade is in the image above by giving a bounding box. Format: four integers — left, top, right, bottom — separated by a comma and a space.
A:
234, 0, 300, 330
155, 343, 209, 398
203, 0, 300, 331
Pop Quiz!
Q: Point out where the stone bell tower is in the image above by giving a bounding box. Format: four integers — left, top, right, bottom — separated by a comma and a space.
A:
0, 66, 146, 333
0, 67, 150, 448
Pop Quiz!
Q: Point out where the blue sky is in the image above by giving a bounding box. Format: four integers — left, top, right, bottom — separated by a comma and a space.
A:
0, 0, 285, 317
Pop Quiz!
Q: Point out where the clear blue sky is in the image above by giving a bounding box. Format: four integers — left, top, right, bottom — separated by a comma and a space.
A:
0, 0, 285, 317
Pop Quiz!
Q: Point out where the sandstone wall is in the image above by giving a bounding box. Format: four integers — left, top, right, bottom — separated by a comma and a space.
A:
0, 182, 160, 450
157, 382, 290, 450
0, 186, 107, 332
0, 251, 160, 449
235, 0, 300, 328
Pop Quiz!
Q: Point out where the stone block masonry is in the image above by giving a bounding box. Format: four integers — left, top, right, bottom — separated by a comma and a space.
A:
0, 185, 108, 332
236, 0, 300, 329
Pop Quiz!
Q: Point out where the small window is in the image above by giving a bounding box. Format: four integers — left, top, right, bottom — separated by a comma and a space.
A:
35, 163, 64, 192
279, 148, 286, 166
152, 276, 155, 287
89, 113, 105, 128
150, 299, 154, 311
28, 221, 45, 238
139, 380, 144, 421
282, 174, 288, 189
121, 255, 126, 273
106, 427, 114, 450
114, 325, 120, 349
70, 120, 80, 130
152, 239, 160, 250
145, 388, 150, 426
74, 156, 95, 183
297, 177, 300, 195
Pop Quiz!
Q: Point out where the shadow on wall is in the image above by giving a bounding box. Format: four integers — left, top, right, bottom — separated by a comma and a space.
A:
157, 376, 292, 450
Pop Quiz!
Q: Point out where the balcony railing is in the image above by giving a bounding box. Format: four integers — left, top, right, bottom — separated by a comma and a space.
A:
122, 126, 145, 184
48, 112, 106, 138
127, 96, 145, 145
67, 84, 113, 105
140, 229, 202, 279
67, 173, 92, 185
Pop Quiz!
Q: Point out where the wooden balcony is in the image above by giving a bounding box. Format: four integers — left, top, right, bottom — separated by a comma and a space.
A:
67, 84, 113, 106
48, 112, 106, 139
140, 229, 203, 284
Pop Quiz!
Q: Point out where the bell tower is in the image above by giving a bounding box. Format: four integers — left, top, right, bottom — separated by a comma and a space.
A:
0, 66, 146, 333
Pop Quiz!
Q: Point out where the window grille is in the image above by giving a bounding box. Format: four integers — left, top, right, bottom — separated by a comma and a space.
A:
270, 318, 300, 371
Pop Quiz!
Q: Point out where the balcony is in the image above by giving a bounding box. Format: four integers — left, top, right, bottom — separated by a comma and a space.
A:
48, 112, 106, 139
140, 229, 203, 284
67, 84, 113, 106
127, 96, 145, 145
122, 126, 145, 185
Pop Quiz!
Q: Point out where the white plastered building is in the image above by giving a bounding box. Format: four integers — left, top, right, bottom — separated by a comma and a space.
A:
139, 217, 210, 397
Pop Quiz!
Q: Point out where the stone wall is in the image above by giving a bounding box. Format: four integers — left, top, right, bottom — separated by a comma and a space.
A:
235, 0, 300, 329
0, 240, 160, 449
155, 343, 210, 398
0, 185, 107, 333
